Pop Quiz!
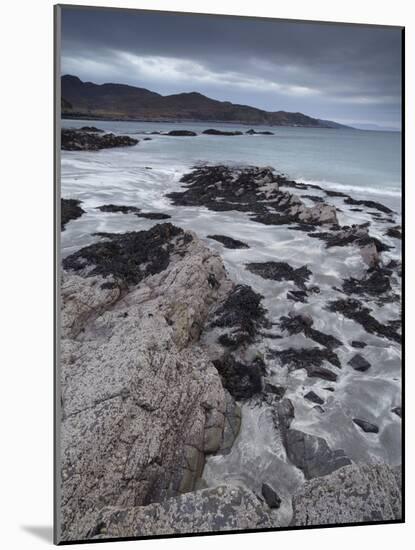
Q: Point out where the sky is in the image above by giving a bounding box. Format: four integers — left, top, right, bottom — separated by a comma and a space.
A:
60, 6, 402, 130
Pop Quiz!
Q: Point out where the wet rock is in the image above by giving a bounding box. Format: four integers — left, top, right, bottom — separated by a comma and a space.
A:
63, 223, 184, 288
207, 234, 249, 249
61, 198, 85, 230
291, 463, 402, 526
287, 289, 308, 303
261, 483, 281, 509
325, 189, 350, 198
167, 130, 197, 136
351, 340, 367, 348
75, 485, 276, 541
60, 227, 234, 539
246, 128, 274, 135
348, 354, 371, 372
79, 126, 104, 132
277, 398, 295, 435
61, 129, 138, 151
304, 391, 324, 405
210, 284, 269, 349
96, 204, 141, 214
203, 128, 243, 136
343, 197, 394, 214
143, 137, 152, 141
265, 383, 286, 400
279, 313, 342, 349
391, 407, 402, 418
327, 298, 401, 343
271, 346, 341, 372
353, 418, 379, 433
285, 429, 351, 479
212, 355, 264, 400
386, 225, 402, 239
301, 194, 325, 203
246, 261, 312, 289
342, 267, 392, 297
135, 212, 171, 220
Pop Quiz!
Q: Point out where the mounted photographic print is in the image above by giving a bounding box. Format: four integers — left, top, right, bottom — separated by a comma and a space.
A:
54, 4, 404, 544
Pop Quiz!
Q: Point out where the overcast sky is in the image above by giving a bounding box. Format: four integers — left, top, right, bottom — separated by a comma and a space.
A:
60, 6, 402, 129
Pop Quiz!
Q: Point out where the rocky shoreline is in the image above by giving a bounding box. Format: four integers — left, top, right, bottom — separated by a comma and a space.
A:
60, 163, 402, 541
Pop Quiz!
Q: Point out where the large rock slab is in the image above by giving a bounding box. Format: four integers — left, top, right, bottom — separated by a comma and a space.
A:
292, 464, 402, 526
78, 485, 277, 540
59, 225, 235, 540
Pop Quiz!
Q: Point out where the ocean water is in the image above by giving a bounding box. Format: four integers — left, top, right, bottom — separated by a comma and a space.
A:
60, 119, 402, 521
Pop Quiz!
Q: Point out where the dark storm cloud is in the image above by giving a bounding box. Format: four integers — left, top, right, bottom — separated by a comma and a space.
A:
60, 6, 402, 128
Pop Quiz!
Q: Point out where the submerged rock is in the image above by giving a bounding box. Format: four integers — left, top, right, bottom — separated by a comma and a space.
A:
342, 267, 392, 297
351, 340, 367, 349
135, 212, 171, 220
291, 464, 402, 526
61, 128, 138, 151
353, 418, 379, 433
284, 429, 351, 479
348, 354, 371, 372
61, 198, 85, 230
246, 261, 312, 289
327, 298, 401, 343
203, 128, 243, 136
167, 130, 197, 136
304, 391, 324, 405
271, 346, 341, 373
207, 234, 249, 249
386, 225, 402, 239
279, 313, 342, 349
79, 126, 104, 133
96, 204, 141, 214
343, 197, 394, 215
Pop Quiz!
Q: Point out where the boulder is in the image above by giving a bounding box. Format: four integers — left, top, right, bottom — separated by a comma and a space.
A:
61, 128, 138, 151
353, 418, 379, 433
304, 391, 324, 405
61, 198, 85, 230
348, 354, 371, 372
261, 483, 281, 509
167, 130, 197, 136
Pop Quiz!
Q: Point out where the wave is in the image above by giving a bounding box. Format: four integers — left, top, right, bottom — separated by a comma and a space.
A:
297, 178, 401, 198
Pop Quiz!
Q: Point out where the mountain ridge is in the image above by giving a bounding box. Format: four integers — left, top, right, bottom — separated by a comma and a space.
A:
61, 75, 350, 129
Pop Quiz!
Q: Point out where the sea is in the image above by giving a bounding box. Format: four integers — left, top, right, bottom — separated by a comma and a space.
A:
60, 119, 402, 525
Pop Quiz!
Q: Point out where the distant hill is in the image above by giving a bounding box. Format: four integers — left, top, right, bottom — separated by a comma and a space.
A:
61, 75, 350, 129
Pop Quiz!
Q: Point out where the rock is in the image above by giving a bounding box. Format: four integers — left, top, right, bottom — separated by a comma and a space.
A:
287, 289, 308, 303
246, 128, 274, 135
143, 137, 152, 141
167, 130, 197, 136
63, 224, 185, 288
61, 198, 85, 230
213, 355, 264, 400
61, 129, 138, 151
284, 429, 351, 479
342, 267, 392, 297
304, 391, 324, 405
167, 165, 337, 227
216, 391, 242, 455
74, 485, 276, 541
209, 284, 269, 350
261, 483, 281, 509
351, 340, 367, 348
276, 398, 295, 440
343, 197, 394, 215
348, 354, 371, 372
135, 212, 171, 220
60, 225, 236, 539
203, 129, 243, 136
264, 383, 286, 400
301, 194, 325, 203
79, 126, 104, 132
279, 314, 342, 349
246, 261, 312, 289
207, 234, 249, 249
386, 225, 402, 239
353, 418, 379, 433
291, 464, 402, 526
271, 346, 341, 373
327, 298, 401, 343
96, 204, 141, 214
391, 406, 402, 418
